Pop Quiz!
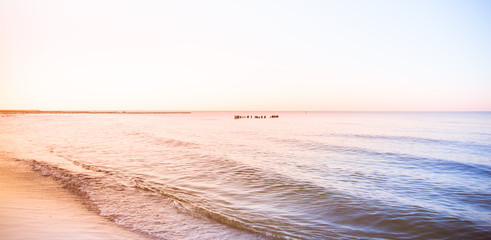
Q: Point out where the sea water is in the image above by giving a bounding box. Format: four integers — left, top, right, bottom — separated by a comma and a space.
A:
0, 112, 490, 239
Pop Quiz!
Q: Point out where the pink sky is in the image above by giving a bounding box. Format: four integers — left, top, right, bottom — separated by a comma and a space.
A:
1, 0, 490, 111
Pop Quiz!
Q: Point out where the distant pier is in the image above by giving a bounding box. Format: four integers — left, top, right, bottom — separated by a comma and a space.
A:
234, 115, 279, 119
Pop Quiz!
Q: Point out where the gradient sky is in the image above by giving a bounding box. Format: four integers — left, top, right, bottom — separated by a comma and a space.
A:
1, 0, 490, 111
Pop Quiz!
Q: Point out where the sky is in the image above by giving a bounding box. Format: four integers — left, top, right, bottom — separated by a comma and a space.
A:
1, 0, 490, 111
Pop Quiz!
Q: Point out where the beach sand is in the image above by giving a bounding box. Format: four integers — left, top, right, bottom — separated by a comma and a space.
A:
0, 157, 150, 240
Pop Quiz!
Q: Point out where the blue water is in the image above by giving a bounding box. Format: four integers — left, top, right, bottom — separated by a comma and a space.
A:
1, 112, 490, 239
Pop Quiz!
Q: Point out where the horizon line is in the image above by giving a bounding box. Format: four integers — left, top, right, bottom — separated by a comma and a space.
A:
1, 109, 490, 114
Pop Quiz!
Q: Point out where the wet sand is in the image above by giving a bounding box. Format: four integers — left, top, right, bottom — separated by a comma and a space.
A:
0, 158, 150, 240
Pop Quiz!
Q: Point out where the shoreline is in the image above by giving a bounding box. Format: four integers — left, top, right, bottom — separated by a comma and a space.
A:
0, 110, 191, 114
0, 157, 151, 240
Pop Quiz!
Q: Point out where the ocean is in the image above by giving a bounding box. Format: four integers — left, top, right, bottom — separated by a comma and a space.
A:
1, 112, 490, 239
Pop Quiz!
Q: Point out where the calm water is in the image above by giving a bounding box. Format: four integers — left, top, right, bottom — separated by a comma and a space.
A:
1, 112, 490, 239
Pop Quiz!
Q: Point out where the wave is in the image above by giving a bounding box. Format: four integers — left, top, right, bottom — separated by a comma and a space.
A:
5, 148, 491, 240
128, 131, 200, 149
336, 133, 491, 155
133, 178, 285, 239
72, 160, 114, 174
14, 158, 109, 219
10, 157, 268, 240
272, 136, 491, 177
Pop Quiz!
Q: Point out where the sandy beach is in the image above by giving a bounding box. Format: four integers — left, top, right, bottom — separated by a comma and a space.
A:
0, 157, 149, 240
